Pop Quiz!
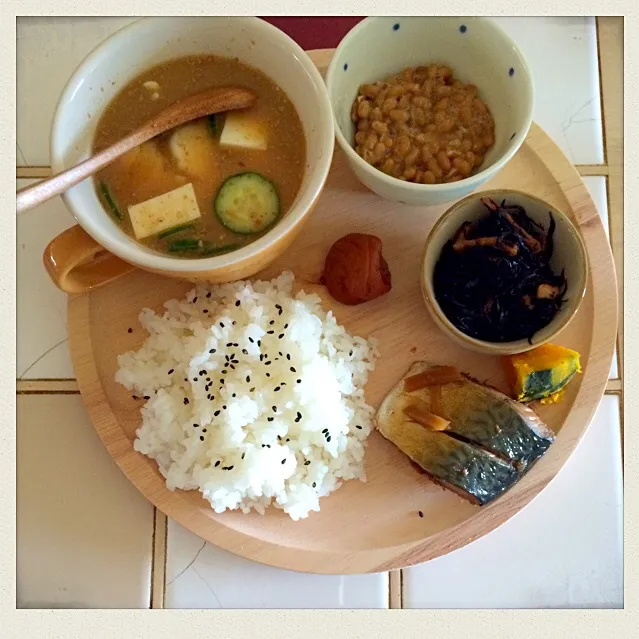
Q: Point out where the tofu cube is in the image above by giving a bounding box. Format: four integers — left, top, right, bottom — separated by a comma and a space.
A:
220, 113, 268, 151
128, 183, 201, 240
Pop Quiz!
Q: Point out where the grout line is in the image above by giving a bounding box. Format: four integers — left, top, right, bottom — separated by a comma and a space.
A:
16, 379, 78, 393
389, 570, 402, 608
16, 166, 50, 179
575, 164, 609, 176
151, 508, 168, 608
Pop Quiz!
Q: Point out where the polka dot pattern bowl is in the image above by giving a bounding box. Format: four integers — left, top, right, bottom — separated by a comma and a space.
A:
326, 17, 534, 207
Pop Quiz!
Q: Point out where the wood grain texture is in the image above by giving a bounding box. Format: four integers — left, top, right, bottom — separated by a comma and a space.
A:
597, 17, 624, 385
16, 87, 256, 214
66, 50, 617, 574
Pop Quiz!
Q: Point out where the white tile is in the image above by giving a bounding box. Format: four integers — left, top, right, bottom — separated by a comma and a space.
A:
582, 176, 618, 378
493, 17, 604, 165
165, 520, 389, 608
17, 395, 154, 608
17, 179, 76, 379
17, 17, 602, 167
403, 395, 623, 609
17, 17, 136, 166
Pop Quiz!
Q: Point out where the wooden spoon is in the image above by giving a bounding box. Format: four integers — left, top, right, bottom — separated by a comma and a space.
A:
16, 86, 257, 214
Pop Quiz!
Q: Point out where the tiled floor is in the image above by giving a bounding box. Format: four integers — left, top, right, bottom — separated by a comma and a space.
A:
16, 17, 623, 609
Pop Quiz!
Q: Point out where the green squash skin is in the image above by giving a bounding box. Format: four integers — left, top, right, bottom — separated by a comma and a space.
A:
521, 369, 578, 402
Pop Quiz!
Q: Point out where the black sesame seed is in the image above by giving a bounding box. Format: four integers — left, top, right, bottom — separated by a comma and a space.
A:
257, 340, 261, 347
168, 368, 174, 375
267, 330, 275, 335
290, 367, 296, 373
233, 321, 236, 325
275, 304, 282, 309
418, 511, 424, 518
206, 377, 211, 382
327, 436, 332, 442
144, 395, 150, 400
246, 375, 251, 383
281, 459, 286, 465
355, 425, 362, 430
192, 297, 198, 303
268, 417, 274, 422
202, 429, 207, 433
249, 337, 254, 343
132, 395, 138, 400
265, 361, 271, 366
295, 412, 302, 422
200, 370, 206, 375
193, 378, 198, 382
202, 309, 209, 313
193, 423, 199, 428
220, 379, 225, 385
269, 320, 275, 325
262, 445, 266, 448
209, 349, 216, 354
278, 333, 285, 339
278, 309, 283, 316
233, 343, 238, 347
226, 342, 233, 348
260, 354, 264, 362
312, 482, 316, 488
232, 393, 236, 398
184, 378, 188, 382
322, 428, 328, 434
222, 369, 228, 375
274, 386, 281, 392
266, 373, 271, 378
284, 323, 289, 329
200, 436, 204, 441
220, 322, 225, 328
235, 300, 241, 307
297, 379, 302, 384
242, 349, 248, 355
249, 387, 255, 392
209, 396, 215, 401
127, 327, 133, 333
349, 350, 353, 356
286, 354, 291, 361
272, 406, 277, 413
242, 453, 245, 460
214, 410, 221, 416
304, 460, 311, 466
215, 460, 220, 467
286, 438, 290, 443
226, 466, 234, 471
206, 292, 211, 298
223, 405, 227, 410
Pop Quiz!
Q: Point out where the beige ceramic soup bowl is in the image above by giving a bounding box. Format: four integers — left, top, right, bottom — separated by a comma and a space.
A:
47, 17, 334, 294
421, 190, 588, 355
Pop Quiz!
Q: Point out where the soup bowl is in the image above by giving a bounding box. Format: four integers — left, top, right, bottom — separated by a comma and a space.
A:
46, 17, 334, 293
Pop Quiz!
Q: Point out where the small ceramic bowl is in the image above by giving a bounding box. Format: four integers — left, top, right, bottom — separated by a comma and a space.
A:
421, 190, 588, 355
325, 17, 534, 207
46, 17, 334, 294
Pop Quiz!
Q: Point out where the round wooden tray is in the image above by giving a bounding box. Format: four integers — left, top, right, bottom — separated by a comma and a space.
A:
68, 50, 617, 574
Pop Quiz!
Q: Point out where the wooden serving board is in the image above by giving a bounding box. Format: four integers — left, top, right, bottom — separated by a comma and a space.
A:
67, 50, 617, 574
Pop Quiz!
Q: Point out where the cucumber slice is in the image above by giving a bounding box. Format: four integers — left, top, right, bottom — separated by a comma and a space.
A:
215, 172, 279, 234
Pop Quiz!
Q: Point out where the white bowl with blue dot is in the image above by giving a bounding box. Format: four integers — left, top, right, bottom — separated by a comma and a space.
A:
326, 17, 534, 207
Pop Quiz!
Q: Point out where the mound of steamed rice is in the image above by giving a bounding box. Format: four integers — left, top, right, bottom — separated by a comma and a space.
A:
115, 271, 378, 520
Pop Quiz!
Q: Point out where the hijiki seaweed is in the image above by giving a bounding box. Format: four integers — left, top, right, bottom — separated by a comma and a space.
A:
433, 198, 567, 343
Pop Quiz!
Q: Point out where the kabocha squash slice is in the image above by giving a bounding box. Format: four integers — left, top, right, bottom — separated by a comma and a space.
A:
505, 343, 581, 404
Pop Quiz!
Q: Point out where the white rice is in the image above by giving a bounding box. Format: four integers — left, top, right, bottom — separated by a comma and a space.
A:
115, 271, 378, 520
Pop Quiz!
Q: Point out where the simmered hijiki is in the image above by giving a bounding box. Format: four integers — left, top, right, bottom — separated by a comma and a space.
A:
434, 198, 567, 343
92, 54, 306, 258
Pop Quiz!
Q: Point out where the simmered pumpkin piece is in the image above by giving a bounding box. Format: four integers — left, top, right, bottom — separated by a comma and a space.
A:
506, 343, 581, 403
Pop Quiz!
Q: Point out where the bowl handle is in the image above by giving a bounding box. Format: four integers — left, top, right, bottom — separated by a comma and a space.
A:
43, 224, 136, 294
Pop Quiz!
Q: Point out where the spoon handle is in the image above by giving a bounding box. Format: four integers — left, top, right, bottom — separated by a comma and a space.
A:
16, 86, 257, 214
16, 127, 155, 215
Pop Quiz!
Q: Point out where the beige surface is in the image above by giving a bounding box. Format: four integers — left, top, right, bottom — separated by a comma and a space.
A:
67, 113, 616, 573
16, 395, 154, 608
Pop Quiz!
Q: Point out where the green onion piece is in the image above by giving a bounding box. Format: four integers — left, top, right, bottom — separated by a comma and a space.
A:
208, 114, 221, 136
158, 223, 195, 239
199, 243, 239, 257
167, 238, 200, 252
99, 182, 123, 220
